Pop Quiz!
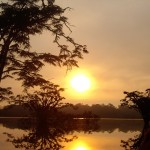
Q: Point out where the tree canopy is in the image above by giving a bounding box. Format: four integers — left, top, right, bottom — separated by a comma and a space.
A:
121, 89, 150, 127
12, 82, 67, 119
0, 0, 88, 87
0, 0, 88, 118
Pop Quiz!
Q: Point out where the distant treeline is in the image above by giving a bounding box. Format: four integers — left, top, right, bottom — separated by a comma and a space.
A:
0, 103, 141, 119
61, 103, 141, 118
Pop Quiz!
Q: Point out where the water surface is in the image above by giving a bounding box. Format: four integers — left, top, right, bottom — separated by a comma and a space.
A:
0, 118, 144, 150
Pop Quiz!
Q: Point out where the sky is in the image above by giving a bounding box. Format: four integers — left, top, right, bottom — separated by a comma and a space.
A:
2, 0, 150, 106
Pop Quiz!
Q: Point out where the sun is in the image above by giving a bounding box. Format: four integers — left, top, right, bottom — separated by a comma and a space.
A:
70, 74, 91, 93
70, 140, 90, 150
76, 146, 87, 150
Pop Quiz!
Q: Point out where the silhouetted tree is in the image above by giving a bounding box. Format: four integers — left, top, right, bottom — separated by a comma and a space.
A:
0, 0, 88, 104
11, 82, 68, 120
121, 89, 150, 128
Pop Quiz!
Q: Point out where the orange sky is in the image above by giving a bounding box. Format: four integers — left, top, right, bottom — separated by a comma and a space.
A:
2, 0, 150, 106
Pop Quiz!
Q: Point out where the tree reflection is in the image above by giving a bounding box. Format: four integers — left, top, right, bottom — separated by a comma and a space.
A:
4, 118, 101, 150
4, 118, 77, 150
121, 126, 150, 150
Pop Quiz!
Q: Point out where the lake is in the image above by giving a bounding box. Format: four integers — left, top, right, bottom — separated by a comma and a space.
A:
0, 118, 144, 150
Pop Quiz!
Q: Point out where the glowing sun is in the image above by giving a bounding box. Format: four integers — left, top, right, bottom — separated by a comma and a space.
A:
70, 74, 91, 93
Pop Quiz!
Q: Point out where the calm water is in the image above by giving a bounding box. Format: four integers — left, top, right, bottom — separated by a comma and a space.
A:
0, 118, 144, 150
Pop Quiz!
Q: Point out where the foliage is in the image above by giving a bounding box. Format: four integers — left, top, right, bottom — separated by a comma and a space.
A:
121, 89, 150, 111
120, 89, 150, 129
0, 0, 88, 85
0, 87, 14, 101
0, 0, 88, 107
121, 89, 150, 123
10, 82, 68, 119
0, 0, 88, 118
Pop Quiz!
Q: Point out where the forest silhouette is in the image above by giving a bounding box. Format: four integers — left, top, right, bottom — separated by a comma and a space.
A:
0, 103, 141, 119
1, 1, 150, 150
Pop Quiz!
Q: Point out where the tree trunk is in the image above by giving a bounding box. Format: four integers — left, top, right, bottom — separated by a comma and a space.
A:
144, 118, 149, 129
0, 41, 10, 83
